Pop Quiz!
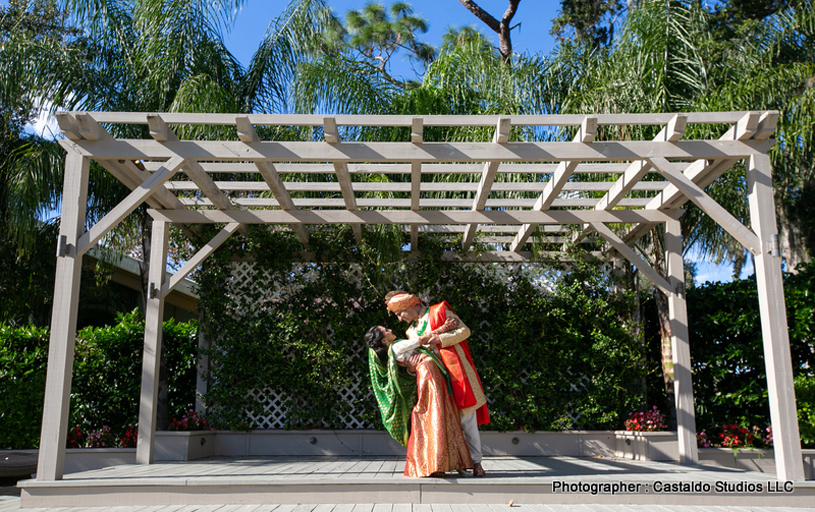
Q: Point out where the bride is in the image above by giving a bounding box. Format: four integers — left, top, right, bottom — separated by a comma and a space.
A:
364, 323, 472, 477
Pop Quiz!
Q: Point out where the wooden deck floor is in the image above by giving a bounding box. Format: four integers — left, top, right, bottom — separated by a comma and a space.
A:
4, 497, 815, 512
16, 456, 815, 509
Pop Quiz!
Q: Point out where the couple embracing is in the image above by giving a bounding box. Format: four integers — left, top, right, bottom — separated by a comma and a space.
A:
364, 291, 489, 478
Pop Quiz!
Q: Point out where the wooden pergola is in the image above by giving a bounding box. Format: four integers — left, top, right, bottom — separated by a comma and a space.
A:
38, 111, 805, 483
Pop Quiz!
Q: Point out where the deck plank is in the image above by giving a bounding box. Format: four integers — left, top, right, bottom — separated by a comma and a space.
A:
290, 504, 318, 512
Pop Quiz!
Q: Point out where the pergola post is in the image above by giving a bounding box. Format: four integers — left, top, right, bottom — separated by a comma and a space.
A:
136, 220, 170, 464
747, 154, 805, 481
37, 150, 90, 480
664, 219, 698, 464
195, 321, 209, 415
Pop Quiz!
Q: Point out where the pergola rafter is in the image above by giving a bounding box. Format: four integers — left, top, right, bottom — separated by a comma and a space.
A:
37, 111, 805, 487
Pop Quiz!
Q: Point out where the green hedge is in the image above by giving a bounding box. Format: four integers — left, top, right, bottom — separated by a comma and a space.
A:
686, 260, 815, 446
198, 227, 650, 431
0, 311, 198, 449
0, 324, 49, 448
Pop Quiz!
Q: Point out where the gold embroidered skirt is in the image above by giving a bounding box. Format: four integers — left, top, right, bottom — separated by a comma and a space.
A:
404, 357, 473, 477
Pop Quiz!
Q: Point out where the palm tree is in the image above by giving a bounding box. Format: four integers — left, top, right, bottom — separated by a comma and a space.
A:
552, 0, 815, 418
16, 0, 340, 427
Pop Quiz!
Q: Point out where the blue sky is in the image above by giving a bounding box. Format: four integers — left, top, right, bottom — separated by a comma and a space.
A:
223, 0, 560, 73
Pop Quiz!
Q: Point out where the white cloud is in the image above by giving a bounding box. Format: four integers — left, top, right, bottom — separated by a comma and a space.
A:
24, 98, 68, 140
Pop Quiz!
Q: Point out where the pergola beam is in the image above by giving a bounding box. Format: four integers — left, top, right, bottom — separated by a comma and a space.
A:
56, 115, 183, 212
146, 116, 237, 212
324, 116, 362, 243
647, 157, 760, 254
511, 116, 597, 252
236, 117, 309, 248
77, 110, 771, 127
76, 157, 186, 256
614, 112, 771, 245
163, 180, 670, 193
161, 222, 242, 298
462, 117, 511, 251
572, 117, 685, 245
64, 139, 772, 162
590, 222, 672, 294
176, 197, 654, 209
148, 208, 682, 225
148, 161, 644, 175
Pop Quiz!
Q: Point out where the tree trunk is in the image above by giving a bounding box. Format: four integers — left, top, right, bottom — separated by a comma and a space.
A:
457, 0, 520, 63
776, 198, 810, 273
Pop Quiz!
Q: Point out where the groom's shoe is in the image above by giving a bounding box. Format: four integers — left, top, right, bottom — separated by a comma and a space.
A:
473, 462, 486, 477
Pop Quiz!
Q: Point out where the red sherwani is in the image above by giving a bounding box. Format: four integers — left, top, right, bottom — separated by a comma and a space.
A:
415, 301, 490, 425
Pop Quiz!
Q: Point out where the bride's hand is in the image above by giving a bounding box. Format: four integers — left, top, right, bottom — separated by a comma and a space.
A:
406, 353, 423, 372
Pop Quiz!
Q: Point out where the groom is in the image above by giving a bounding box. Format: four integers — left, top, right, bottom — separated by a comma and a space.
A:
385, 291, 489, 477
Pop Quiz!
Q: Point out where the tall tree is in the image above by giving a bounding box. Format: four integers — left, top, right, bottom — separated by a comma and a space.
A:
554, 0, 815, 418
28, 0, 333, 428
551, 0, 632, 47
0, 0, 82, 252
455, 0, 521, 63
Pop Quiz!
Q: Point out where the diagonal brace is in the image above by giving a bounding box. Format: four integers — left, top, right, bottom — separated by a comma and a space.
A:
647, 157, 760, 255
76, 157, 186, 256
591, 221, 672, 295
161, 222, 242, 298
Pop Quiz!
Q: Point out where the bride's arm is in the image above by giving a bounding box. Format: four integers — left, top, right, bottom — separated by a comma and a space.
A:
390, 338, 423, 362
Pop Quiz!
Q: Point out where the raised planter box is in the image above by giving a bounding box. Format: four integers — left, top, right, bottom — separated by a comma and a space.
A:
614, 430, 679, 461
7, 431, 814, 480
698, 447, 775, 473
154, 431, 215, 461
197, 430, 634, 459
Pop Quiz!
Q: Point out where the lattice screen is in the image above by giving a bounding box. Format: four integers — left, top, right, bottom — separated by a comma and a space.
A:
220, 259, 606, 430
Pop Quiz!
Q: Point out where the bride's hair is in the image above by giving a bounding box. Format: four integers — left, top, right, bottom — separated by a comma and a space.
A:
364, 326, 388, 361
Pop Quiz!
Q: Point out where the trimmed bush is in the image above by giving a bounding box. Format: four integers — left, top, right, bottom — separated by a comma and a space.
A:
0, 324, 49, 449
0, 312, 198, 449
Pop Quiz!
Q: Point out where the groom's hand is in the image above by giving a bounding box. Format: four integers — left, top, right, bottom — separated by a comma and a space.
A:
425, 333, 442, 346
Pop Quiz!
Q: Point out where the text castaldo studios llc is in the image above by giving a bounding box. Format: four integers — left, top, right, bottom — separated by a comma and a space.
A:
551, 480, 795, 495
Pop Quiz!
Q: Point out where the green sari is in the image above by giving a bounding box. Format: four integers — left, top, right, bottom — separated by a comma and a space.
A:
368, 342, 450, 447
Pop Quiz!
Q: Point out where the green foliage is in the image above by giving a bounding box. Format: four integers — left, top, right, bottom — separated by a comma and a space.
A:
686, 261, 815, 446
341, 1, 434, 79
0, 312, 199, 449
198, 229, 648, 431
551, 0, 627, 47
71, 311, 199, 436
0, 323, 49, 449
796, 374, 815, 446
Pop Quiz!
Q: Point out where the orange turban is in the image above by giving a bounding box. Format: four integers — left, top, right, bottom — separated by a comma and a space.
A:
386, 293, 420, 313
